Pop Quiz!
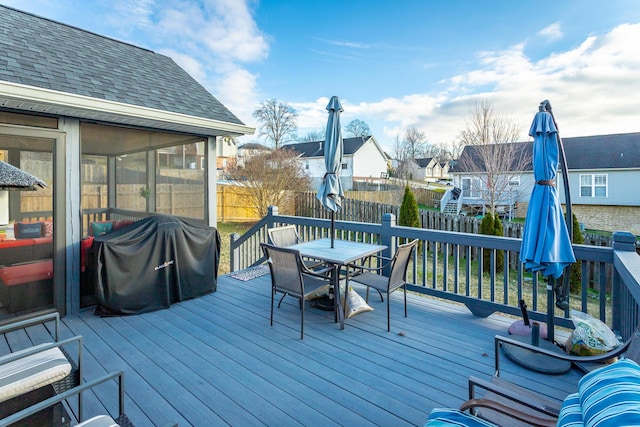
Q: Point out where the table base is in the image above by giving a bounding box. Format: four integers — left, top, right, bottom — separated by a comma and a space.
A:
502, 335, 571, 375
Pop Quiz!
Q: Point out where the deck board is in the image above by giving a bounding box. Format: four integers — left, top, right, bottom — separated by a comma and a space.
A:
1, 272, 583, 426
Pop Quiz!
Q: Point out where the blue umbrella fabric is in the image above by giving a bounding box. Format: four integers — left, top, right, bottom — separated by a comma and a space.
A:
316, 96, 344, 213
520, 110, 575, 278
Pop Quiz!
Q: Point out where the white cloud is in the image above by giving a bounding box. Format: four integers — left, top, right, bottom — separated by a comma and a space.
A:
291, 22, 640, 152
538, 22, 564, 41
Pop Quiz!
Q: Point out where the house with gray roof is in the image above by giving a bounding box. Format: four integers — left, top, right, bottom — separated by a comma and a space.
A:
450, 132, 640, 234
282, 135, 388, 190
0, 5, 253, 317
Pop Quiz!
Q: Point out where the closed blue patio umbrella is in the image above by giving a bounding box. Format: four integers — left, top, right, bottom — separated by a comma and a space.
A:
316, 96, 344, 248
520, 100, 576, 343
502, 101, 577, 374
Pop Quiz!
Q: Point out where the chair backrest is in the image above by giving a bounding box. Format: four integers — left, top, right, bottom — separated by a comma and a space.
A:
260, 243, 305, 297
388, 239, 418, 288
268, 225, 301, 247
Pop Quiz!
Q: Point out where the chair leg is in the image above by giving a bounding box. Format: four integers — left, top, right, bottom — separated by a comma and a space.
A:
277, 292, 287, 308
387, 291, 391, 332
365, 287, 384, 303
300, 297, 304, 339
271, 287, 275, 327
403, 284, 407, 318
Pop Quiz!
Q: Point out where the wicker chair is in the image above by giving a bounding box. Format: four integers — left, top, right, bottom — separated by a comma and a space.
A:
0, 311, 82, 426
261, 243, 333, 339
0, 371, 136, 427
350, 239, 418, 331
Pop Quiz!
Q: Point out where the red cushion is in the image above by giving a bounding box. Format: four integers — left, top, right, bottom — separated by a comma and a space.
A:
80, 237, 94, 272
0, 239, 37, 249
0, 260, 53, 286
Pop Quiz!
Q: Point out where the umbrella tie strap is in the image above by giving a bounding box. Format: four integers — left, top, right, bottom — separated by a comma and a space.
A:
536, 180, 556, 187
322, 172, 336, 182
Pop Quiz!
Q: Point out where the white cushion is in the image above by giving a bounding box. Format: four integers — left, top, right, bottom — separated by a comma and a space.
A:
0, 343, 71, 403
76, 415, 120, 427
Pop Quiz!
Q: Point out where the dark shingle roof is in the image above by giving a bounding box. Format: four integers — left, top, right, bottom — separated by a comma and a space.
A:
0, 5, 243, 125
415, 157, 434, 168
282, 136, 369, 157
453, 132, 640, 172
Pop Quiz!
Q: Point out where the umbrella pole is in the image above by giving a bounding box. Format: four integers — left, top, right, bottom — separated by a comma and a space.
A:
331, 212, 335, 248
547, 278, 556, 342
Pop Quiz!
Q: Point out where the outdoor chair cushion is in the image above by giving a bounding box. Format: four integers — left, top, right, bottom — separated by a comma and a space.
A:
557, 358, 640, 427
76, 415, 120, 427
0, 343, 71, 403
424, 408, 497, 426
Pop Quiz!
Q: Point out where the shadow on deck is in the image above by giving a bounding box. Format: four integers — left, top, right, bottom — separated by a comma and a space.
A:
5, 272, 582, 426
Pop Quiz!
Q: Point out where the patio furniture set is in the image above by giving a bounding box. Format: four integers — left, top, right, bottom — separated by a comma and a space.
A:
0, 311, 133, 426
263, 225, 640, 426
262, 225, 417, 338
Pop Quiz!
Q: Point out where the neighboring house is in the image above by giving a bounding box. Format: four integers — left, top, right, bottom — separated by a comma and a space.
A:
283, 135, 388, 190
0, 5, 253, 317
413, 157, 450, 181
450, 133, 640, 234
235, 142, 272, 168
216, 137, 238, 170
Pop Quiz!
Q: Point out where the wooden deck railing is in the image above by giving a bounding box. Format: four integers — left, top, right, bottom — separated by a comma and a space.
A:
231, 206, 640, 340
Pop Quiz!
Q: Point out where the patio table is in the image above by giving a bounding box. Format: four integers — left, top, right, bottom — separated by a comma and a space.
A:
287, 238, 386, 330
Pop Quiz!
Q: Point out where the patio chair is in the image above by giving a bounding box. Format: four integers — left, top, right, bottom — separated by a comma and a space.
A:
0, 371, 135, 427
349, 239, 418, 331
0, 311, 83, 426
267, 225, 325, 308
267, 225, 324, 268
459, 328, 640, 426
260, 243, 334, 339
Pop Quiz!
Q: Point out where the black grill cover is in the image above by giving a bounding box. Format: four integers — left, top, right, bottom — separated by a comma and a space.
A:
89, 214, 220, 315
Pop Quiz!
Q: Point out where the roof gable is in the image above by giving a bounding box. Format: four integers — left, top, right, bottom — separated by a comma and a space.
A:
0, 5, 243, 126
283, 136, 371, 158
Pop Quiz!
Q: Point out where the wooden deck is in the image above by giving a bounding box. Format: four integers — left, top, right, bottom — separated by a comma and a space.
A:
2, 273, 582, 427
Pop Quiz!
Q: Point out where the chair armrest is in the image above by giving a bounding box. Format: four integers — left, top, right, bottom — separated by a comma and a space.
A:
459, 398, 557, 427
0, 310, 60, 340
494, 334, 629, 374
0, 371, 126, 426
348, 256, 393, 273
301, 264, 334, 279
468, 375, 561, 418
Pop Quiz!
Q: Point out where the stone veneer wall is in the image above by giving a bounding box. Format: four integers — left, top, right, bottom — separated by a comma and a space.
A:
572, 205, 640, 236
515, 203, 639, 236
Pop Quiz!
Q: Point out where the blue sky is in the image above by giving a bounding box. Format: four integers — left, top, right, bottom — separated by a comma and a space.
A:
2, 0, 640, 152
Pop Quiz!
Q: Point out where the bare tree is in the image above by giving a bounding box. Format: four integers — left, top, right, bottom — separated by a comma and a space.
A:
253, 99, 298, 149
457, 99, 530, 214
225, 148, 311, 217
403, 127, 427, 159
299, 130, 324, 142
344, 119, 370, 137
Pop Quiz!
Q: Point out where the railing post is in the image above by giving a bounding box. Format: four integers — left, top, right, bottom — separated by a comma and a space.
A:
381, 213, 396, 276
230, 233, 240, 272
612, 231, 637, 333
267, 205, 279, 230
